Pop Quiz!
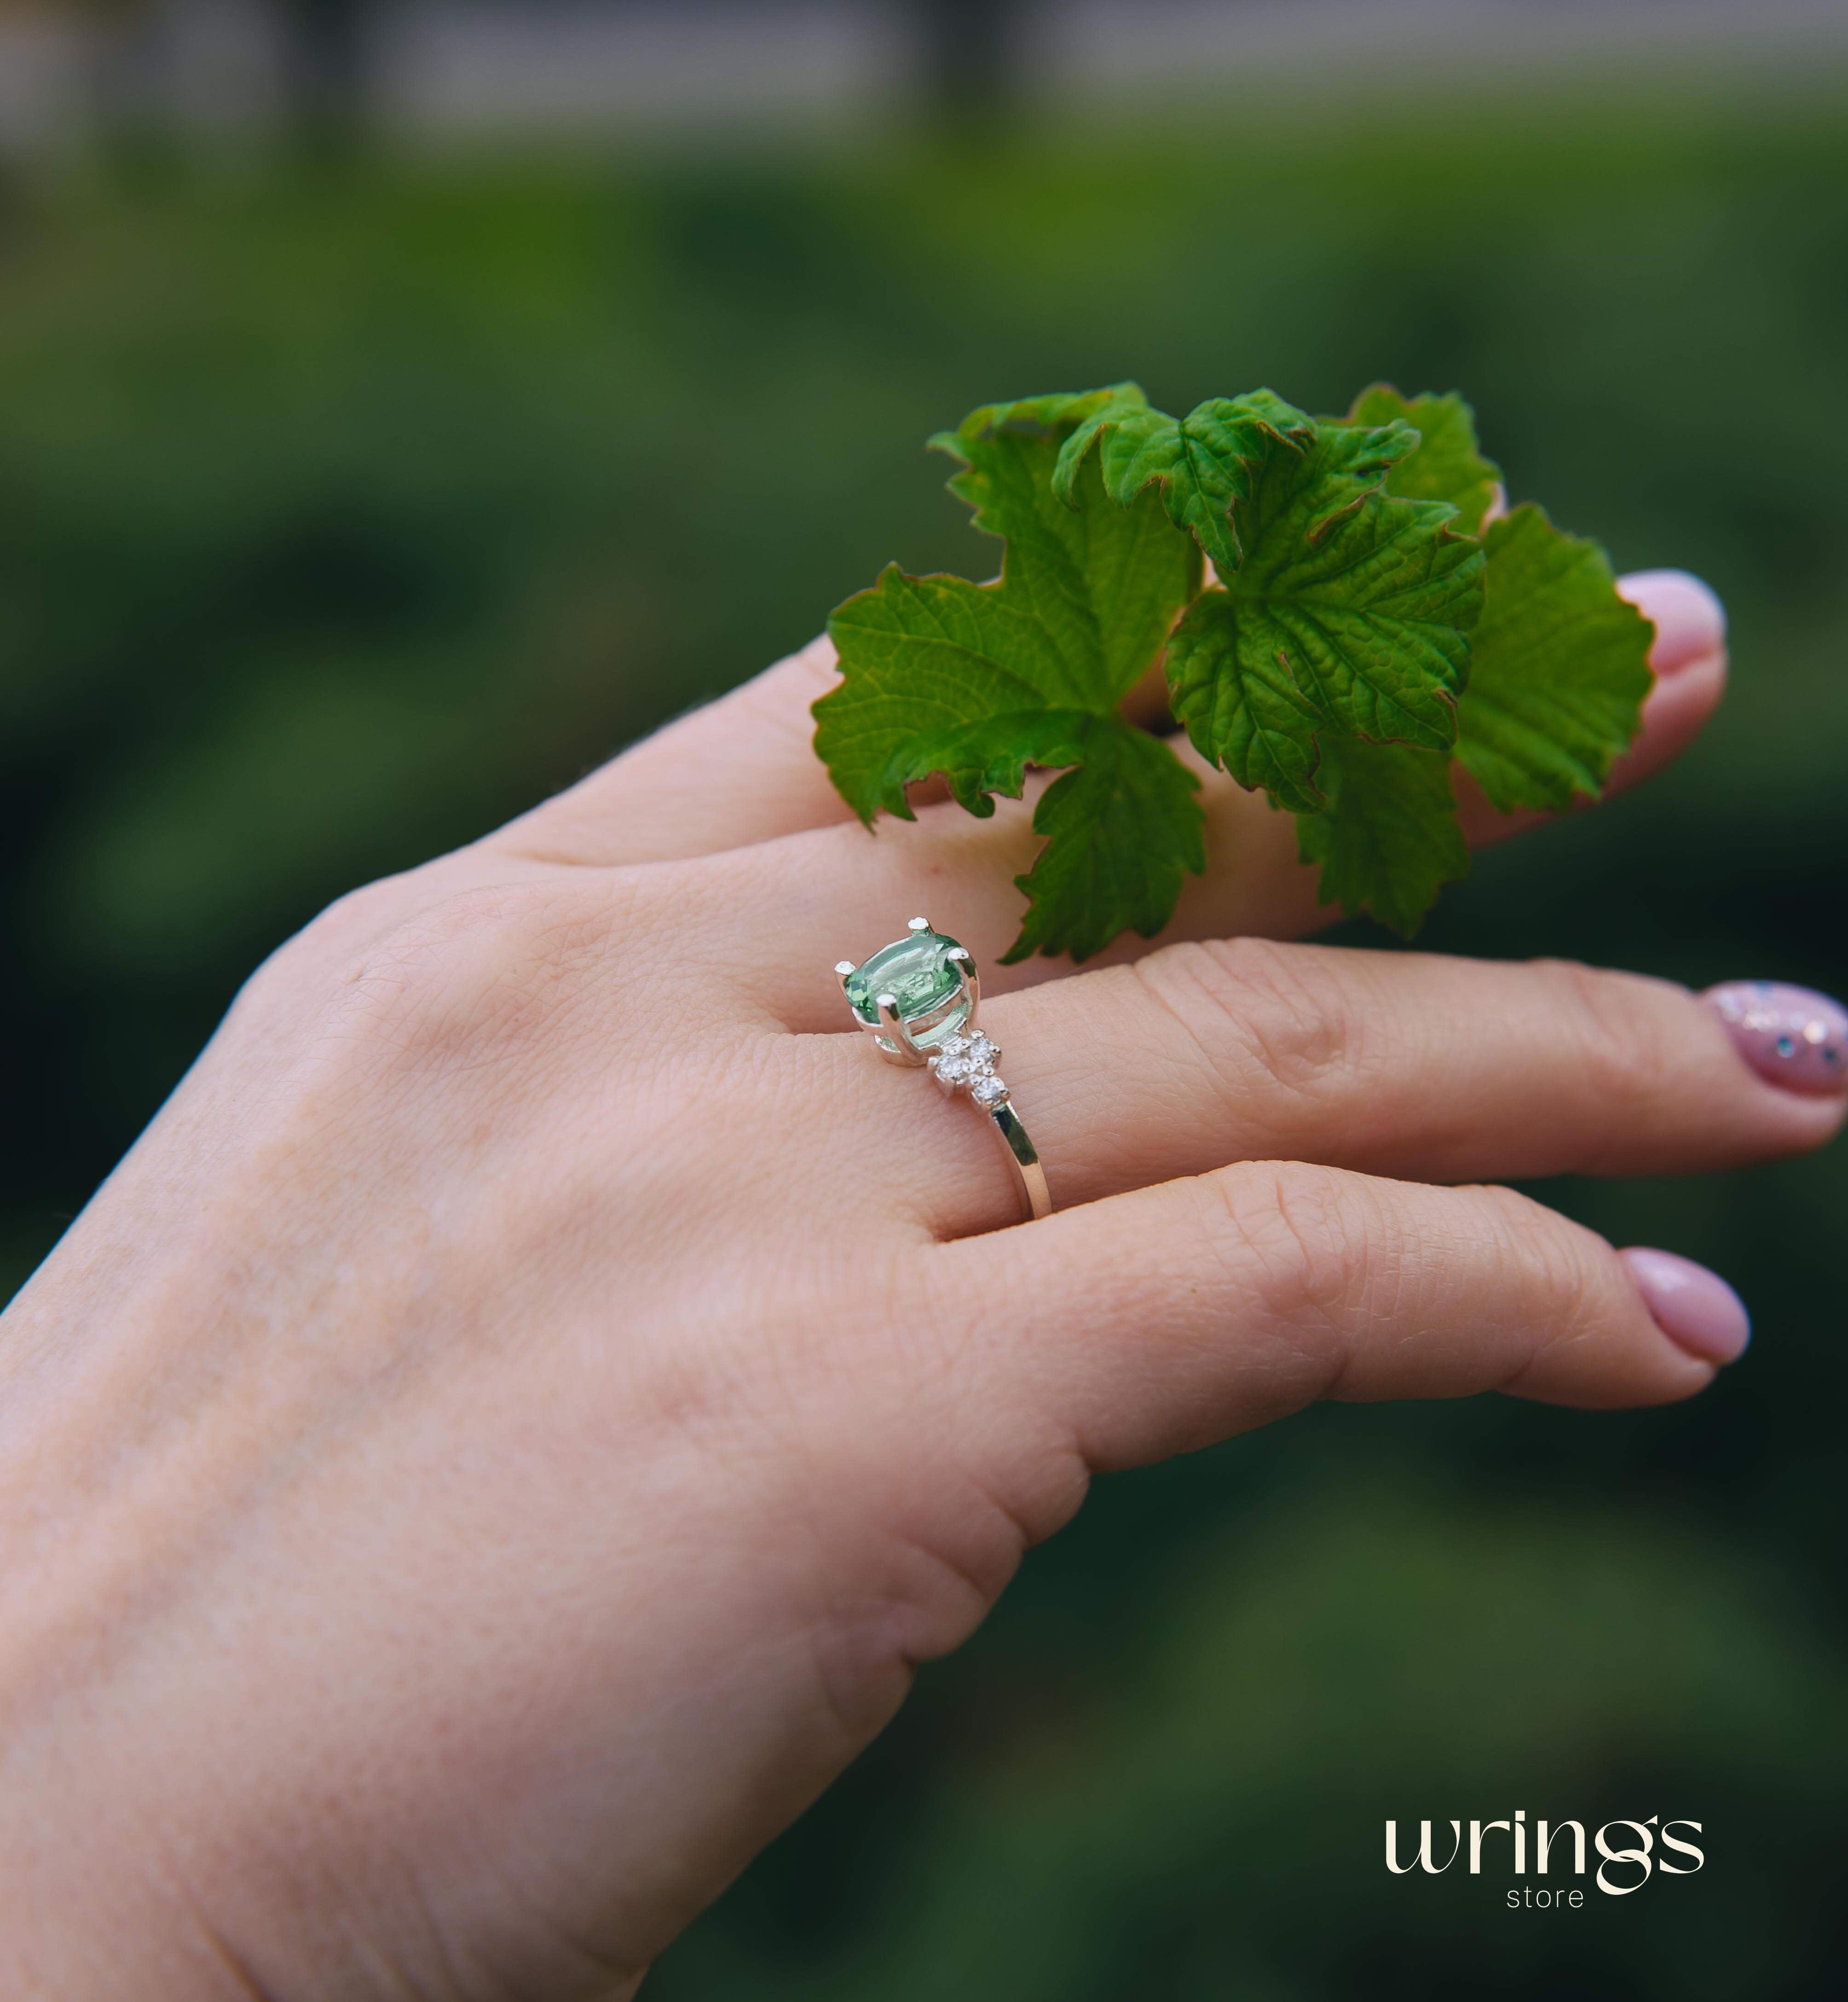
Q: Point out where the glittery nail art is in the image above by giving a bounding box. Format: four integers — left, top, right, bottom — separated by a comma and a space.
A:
1707, 981, 1848, 1096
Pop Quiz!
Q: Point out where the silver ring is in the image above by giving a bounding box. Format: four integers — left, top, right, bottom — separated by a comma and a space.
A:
835, 917, 1052, 1223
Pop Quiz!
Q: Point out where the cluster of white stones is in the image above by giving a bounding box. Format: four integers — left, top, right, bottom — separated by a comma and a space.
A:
930, 1031, 1008, 1109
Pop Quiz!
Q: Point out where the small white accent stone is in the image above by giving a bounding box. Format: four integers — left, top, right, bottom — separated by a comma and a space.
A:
936, 1055, 973, 1085
970, 1074, 1007, 1107
965, 1034, 996, 1066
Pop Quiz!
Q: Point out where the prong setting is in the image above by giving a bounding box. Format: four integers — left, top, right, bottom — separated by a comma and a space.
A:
830, 922, 1050, 1222
945, 945, 980, 1016
874, 992, 928, 1066
837, 924, 977, 1065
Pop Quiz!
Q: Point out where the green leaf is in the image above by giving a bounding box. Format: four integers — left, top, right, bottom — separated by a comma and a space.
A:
928, 386, 1132, 548
816, 567, 1080, 821
812, 377, 1652, 961
1340, 384, 1502, 537
1004, 715, 1205, 964
930, 396, 1205, 710
1285, 492, 1646, 937
1455, 503, 1654, 813
1294, 736, 1468, 937
859, 696, 1097, 822
814, 396, 1206, 958
1051, 386, 1317, 574
1157, 586, 1325, 813
1165, 420, 1486, 810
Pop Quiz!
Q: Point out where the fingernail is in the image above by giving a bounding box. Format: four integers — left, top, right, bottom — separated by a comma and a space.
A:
1707, 981, 1848, 1096
1620, 1247, 1751, 1365
1616, 570, 1726, 676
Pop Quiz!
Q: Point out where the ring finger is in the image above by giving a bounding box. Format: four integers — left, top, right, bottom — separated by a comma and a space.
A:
808, 938, 1848, 1236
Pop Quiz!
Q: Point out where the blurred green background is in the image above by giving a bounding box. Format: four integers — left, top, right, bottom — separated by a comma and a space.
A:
3, 45, 1847, 2000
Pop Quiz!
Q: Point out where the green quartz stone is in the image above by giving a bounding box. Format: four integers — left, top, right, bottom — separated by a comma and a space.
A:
844, 927, 971, 1047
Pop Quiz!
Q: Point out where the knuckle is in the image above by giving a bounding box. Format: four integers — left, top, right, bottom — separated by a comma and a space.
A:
1208, 1158, 1370, 1324
1455, 1181, 1613, 1385
297, 874, 421, 960
1522, 1208, 1615, 1342
225, 873, 423, 1036
1184, 1159, 1384, 1406
1135, 937, 1352, 1111
325, 874, 651, 1077
1534, 958, 1675, 1124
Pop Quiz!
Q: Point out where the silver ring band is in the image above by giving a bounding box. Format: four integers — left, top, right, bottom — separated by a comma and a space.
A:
984, 1095, 1052, 1223
835, 918, 1053, 1224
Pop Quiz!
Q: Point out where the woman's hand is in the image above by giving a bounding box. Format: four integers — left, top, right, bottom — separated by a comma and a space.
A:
1, 572, 1838, 2000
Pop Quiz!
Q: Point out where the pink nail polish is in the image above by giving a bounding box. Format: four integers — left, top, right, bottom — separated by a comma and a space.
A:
1707, 981, 1848, 1096
1619, 1247, 1751, 1366
1616, 569, 1726, 676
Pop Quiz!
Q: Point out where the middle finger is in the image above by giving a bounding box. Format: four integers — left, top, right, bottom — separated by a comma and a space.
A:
685, 570, 1727, 1027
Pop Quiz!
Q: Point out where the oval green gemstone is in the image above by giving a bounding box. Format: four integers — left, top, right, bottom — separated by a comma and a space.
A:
844, 927, 970, 1047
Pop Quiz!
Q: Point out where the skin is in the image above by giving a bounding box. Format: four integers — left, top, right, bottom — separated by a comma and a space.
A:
0, 570, 1835, 2000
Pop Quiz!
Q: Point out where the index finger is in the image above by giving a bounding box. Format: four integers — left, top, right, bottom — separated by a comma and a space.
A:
503, 632, 859, 867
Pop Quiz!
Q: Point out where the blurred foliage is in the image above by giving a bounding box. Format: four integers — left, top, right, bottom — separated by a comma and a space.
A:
671, 1486, 1848, 2001
2, 77, 1846, 1996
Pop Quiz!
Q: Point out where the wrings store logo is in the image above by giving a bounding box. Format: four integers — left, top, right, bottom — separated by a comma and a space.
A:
1386, 1812, 1704, 1906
